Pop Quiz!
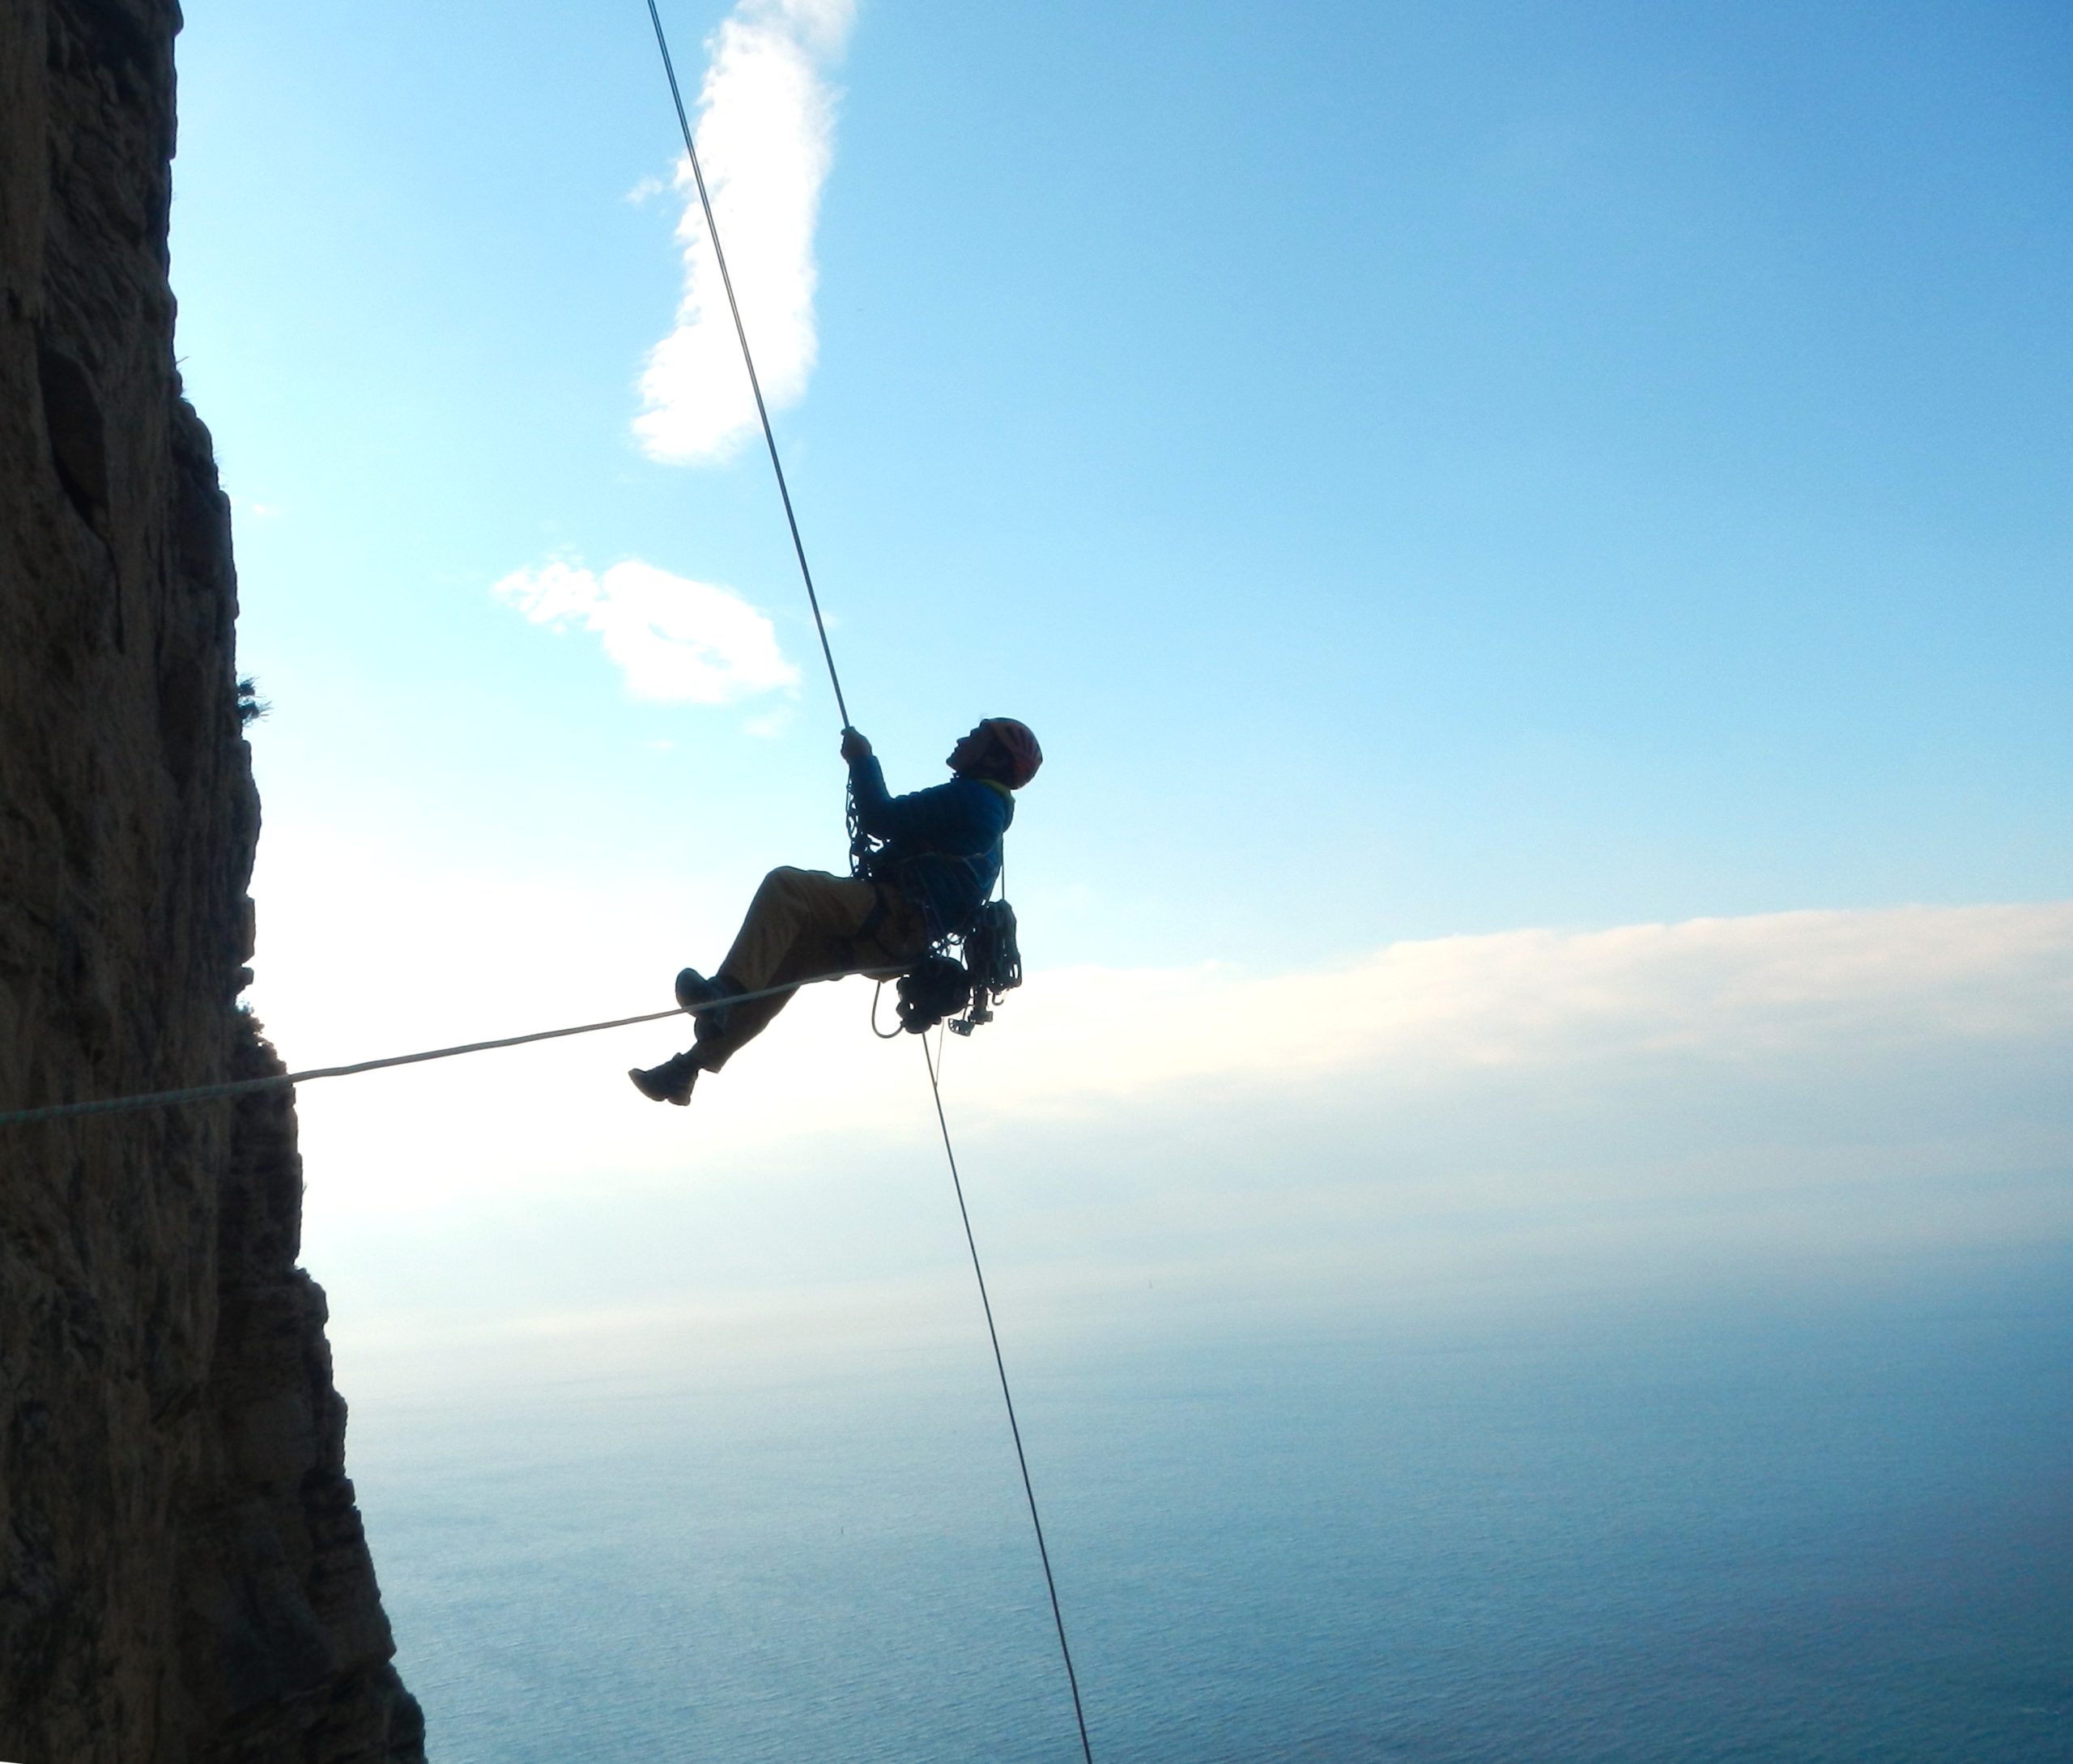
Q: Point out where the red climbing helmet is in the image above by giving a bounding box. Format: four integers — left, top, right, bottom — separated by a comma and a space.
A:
981, 717, 1043, 788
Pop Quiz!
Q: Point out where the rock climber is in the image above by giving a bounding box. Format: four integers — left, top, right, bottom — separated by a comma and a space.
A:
628, 717, 1043, 1106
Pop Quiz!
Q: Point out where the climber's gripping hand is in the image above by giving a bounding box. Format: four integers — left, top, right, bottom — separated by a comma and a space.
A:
839, 726, 873, 764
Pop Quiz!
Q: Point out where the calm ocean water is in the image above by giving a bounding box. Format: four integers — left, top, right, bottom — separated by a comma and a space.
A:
343, 1260, 2073, 1763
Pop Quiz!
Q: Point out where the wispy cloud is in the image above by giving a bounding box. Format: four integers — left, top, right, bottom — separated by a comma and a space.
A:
634, 0, 855, 465
493, 559, 799, 703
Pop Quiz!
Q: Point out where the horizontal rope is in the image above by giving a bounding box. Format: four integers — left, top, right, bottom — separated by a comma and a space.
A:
0, 966, 908, 1130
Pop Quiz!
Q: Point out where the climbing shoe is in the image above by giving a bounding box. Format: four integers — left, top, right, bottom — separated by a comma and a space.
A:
675, 967, 742, 1038
628, 1050, 700, 1107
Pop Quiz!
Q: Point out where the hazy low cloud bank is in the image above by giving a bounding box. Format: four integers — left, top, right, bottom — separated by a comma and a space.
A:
955, 901, 2073, 1115
253, 879, 2073, 1357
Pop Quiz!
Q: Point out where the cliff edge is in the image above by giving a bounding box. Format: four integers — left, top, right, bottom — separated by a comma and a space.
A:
1, 2, 424, 1758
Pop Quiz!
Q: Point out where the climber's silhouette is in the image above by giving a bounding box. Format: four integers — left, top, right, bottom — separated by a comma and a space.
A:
629, 718, 1043, 1106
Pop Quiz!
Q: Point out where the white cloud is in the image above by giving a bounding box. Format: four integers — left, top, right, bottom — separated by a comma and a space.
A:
947, 902, 2073, 1119
258, 887, 2073, 1364
493, 558, 799, 703
634, 0, 855, 465
256, 882, 2073, 1215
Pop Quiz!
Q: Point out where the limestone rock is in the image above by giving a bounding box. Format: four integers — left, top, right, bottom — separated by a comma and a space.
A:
1, 1, 424, 1757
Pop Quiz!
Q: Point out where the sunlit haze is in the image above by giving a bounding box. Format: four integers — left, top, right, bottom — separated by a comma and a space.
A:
167, 0, 2071, 1405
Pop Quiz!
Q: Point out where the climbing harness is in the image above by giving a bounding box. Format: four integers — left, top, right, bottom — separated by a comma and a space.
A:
849, 797, 1027, 1038
871, 954, 971, 1038
866, 899, 1025, 1039
639, 6, 1094, 1757
846, 749, 1027, 1041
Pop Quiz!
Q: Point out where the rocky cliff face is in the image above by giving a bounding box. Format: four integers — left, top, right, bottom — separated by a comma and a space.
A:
1, 2, 424, 1758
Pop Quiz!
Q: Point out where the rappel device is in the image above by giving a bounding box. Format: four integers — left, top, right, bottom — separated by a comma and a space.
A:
893, 956, 976, 1035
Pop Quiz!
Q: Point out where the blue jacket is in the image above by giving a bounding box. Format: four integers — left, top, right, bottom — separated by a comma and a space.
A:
849, 755, 1014, 939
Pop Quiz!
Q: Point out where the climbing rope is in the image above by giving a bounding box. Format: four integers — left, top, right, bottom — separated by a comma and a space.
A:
922, 1034, 1096, 1764
0, 967, 903, 1130
643, 0, 851, 729
639, 11, 1096, 1753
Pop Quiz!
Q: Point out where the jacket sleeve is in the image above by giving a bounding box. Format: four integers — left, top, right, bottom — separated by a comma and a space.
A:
847, 754, 901, 838
848, 759, 1004, 855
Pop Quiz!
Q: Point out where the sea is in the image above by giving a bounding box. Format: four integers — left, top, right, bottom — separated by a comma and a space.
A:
341, 1253, 2073, 1763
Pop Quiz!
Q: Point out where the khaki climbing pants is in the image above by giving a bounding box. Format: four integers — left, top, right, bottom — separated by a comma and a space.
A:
696, 866, 928, 1070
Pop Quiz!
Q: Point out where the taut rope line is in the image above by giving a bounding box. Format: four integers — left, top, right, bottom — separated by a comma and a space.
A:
922, 1034, 1097, 1764
643, 0, 852, 729
0, 968, 903, 1130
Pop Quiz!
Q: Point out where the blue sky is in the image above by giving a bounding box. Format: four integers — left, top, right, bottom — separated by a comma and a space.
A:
164, 1, 2071, 1351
